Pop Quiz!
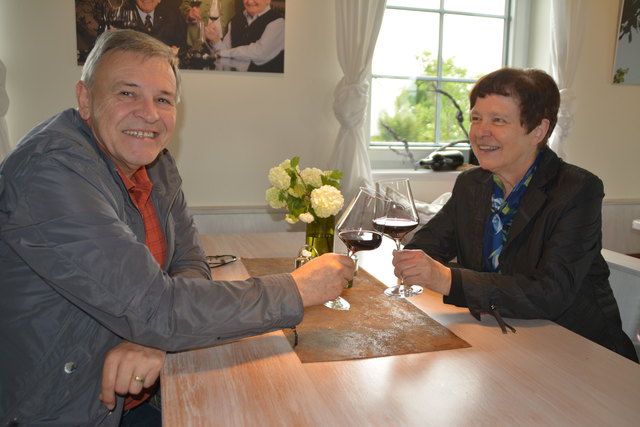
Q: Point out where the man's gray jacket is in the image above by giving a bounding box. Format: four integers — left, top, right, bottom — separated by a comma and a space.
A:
0, 109, 303, 426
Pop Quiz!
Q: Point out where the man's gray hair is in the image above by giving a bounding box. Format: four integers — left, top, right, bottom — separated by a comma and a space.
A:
81, 29, 181, 102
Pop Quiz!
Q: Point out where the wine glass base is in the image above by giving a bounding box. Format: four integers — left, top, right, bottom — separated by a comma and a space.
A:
324, 296, 350, 310
384, 285, 423, 298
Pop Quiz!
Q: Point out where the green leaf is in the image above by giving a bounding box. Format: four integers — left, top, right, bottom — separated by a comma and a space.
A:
324, 170, 342, 180
291, 157, 300, 169
321, 175, 340, 188
286, 168, 298, 187
288, 197, 307, 217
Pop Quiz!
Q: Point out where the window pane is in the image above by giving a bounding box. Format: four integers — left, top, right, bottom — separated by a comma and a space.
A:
372, 9, 440, 77
371, 78, 438, 143
441, 14, 504, 79
438, 81, 474, 143
387, 0, 440, 9
444, 0, 506, 15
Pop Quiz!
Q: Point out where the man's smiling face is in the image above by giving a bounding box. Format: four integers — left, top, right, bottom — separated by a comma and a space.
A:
243, 0, 271, 17
76, 50, 177, 177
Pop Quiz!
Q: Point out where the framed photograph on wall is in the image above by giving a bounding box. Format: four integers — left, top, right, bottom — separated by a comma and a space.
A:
75, 0, 286, 73
612, 0, 640, 84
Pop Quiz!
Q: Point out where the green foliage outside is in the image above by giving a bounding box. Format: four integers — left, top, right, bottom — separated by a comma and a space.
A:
373, 52, 479, 144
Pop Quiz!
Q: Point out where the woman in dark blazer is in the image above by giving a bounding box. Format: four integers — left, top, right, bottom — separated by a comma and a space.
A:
394, 68, 637, 362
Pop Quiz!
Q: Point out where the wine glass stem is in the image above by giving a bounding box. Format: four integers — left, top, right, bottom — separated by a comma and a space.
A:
394, 239, 406, 291
347, 250, 356, 284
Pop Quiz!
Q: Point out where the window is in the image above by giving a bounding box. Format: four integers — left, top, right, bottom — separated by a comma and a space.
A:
370, 0, 521, 169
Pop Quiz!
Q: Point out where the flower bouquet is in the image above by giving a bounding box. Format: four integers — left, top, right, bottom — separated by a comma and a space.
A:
266, 157, 344, 254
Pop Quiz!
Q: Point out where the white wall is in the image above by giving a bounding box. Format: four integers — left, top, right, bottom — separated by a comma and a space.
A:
0, 0, 342, 208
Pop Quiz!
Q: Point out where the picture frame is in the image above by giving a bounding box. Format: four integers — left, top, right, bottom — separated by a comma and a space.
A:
75, 0, 286, 73
612, 0, 640, 84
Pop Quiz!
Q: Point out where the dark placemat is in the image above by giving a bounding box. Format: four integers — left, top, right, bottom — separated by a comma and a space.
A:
242, 257, 470, 363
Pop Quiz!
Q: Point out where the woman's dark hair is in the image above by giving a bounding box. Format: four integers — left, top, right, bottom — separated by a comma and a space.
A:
469, 68, 560, 147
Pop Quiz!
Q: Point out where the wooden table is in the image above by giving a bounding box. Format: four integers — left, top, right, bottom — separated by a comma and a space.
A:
162, 233, 640, 426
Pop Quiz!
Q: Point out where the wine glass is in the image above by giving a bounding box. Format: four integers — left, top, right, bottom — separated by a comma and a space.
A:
326, 188, 385, 310
103, 0, 125, 28
120, 9, 137, 29
209, 0, 220, 22
374, 179, 423, 298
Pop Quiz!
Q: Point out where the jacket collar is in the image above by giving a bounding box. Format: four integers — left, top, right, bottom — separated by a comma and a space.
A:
464, 149, 562, 260
504, 149, 562, 251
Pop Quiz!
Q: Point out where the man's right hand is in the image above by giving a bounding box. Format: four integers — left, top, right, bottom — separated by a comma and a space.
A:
290, 253, 354, 307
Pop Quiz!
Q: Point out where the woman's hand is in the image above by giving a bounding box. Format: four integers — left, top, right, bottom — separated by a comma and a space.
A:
392, 249, 452, 295
99, 341, 166, 410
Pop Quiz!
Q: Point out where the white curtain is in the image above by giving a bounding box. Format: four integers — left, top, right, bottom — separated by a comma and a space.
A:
329, 0, 386, 202
0, 59, 10, 162
548, 0, 588, 160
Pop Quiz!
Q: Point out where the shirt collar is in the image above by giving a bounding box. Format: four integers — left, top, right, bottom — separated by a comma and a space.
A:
94, 139, 151, 193
119, 166, 152, 194
244, 6, 271, 23
136, 7, 155, 22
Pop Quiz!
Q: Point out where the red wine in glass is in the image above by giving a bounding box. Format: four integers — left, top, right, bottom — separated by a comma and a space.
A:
372, 217, 418, 240
339, 230, 383, 253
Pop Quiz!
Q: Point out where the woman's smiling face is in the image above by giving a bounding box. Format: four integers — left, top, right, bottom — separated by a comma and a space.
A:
469, 94, 548, 190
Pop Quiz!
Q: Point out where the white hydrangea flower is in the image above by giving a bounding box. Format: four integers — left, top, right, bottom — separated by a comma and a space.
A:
265, 187, 286, 209
285, 213, 298, 224
267, 158, 343, 225
300, 167, 323, 188
298, 212, 314, 223
310, 185, 344, 218
268, 166, 290, 190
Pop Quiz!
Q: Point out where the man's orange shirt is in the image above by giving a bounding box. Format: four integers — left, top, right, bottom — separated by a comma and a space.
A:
117, 166, 167, 411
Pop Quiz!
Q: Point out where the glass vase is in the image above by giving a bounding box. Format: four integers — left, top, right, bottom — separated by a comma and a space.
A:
305, 216, 335, 255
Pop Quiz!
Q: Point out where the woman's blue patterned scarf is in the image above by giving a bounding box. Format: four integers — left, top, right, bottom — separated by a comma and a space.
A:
482, 150, 545, 272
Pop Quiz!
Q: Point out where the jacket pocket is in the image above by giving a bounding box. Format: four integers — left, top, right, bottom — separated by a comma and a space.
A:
8, 344, 111, 426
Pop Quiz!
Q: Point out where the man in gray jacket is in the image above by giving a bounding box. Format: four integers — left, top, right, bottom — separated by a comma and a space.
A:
0, 29, 353, 426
